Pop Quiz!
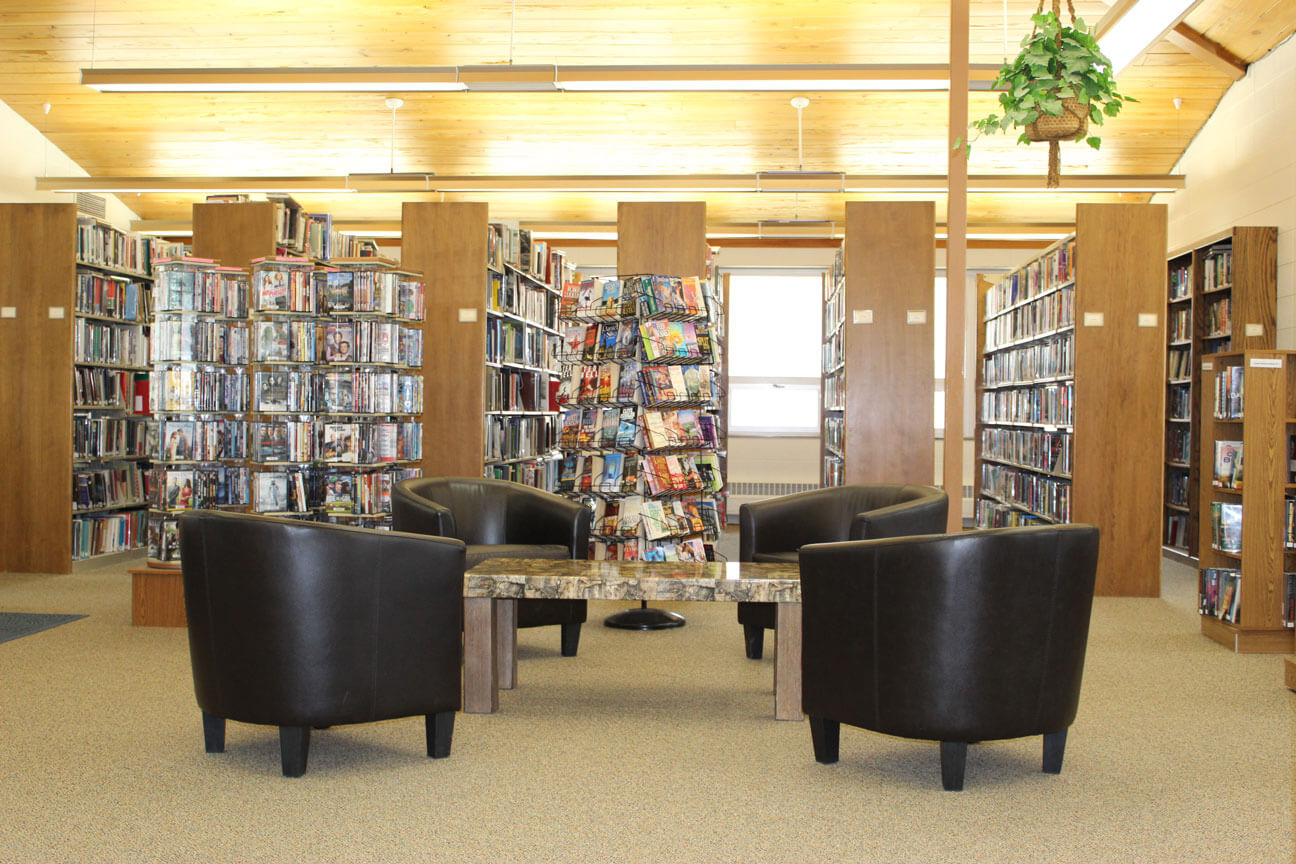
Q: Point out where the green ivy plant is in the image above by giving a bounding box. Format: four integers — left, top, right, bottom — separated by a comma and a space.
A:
957, 10, 1136, 156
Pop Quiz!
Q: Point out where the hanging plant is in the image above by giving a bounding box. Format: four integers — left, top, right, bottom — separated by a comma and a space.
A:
957, 0, 1136, 186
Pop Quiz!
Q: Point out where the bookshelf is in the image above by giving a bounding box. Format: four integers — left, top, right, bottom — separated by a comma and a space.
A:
0, 204, 165, 573
146, 258, 252, 564
1196, 350, 1296, 653
822, 244, 846, 485
833, 201, 935, 485
401, 203, 568, 488
1163, 227, 1277, 559
974, 203, 1166, 597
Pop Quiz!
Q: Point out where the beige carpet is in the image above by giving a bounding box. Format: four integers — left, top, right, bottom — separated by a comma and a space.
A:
0, 551, 1292, 863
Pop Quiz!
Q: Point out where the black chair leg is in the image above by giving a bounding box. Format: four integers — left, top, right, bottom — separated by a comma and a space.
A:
808, 716, 840, 764
560, 622, 582, 657
279, 726, 311, 777
743, 624, 764, 660
426, 711, 455, 759
1042, 729, 1068, 774
202, 712, 225, 753
940, 741, 968, 791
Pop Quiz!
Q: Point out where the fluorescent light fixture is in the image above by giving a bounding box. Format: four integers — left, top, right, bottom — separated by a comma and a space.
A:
1096, 0, 1201, 74
42, 173, 1185, 196
758, 220, 839, 238
81, 63, 1002, 94
36, 176, 354, 194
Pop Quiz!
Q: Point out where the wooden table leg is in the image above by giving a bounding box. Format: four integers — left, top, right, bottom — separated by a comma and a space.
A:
774, 601, 803, 721
497, 598, 517, 690
463, 597, 499, 714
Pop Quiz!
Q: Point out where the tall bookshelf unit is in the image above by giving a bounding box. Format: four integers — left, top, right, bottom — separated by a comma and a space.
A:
830, 201, 935, 485
0, 204, 166, 574
71, 219, 155, 560
1196, 350, 1296, 653
975, 203, 1166, 597
821, 244, 846, 486
1163, 227, 1277, 559
401, 202, 568, 488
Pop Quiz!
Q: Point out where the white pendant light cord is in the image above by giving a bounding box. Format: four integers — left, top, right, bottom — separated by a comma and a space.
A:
386, 97, 404, 174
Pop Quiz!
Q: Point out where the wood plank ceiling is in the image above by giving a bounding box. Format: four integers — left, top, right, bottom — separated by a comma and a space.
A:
1, 0, 1293, 238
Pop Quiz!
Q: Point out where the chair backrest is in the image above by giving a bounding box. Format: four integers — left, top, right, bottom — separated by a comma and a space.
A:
179, 510, 465, 728
393, 476, 590, 553
739, 483, 947, 561
800, 524, 1099, 743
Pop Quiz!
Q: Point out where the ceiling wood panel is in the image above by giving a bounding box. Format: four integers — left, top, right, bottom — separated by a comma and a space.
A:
0, 0, 1291, 235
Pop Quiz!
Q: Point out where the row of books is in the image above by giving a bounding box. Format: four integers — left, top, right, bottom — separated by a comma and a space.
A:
150, 417, 246, 462
1168, 386, 1192, 422
982, 239, 1075, 318
980, 426, 1073, 476
158, 416, 419, 466
1168, 307, 1192, 343
73, 465, 146, 511
488, 268, 559, 330
980, 463, 1072, 523
1209, 501, 1242, 554
74, 415, 147, 460
1203, 296, 1232, 339
823, 330, 843, 373
1165, 513, 1189, 548
982, 332, 1072, 387
823, 415, 844, 455
1168, 345, 1192, 380
73, 318, 149, 368
322, 320, 422, 366
975, 498, 1051, 529
1202, 244, 1233, 291
318, 266, 424, 319
558, 361, 713, 406
154, 261, 249, 316
254, 319, 318, 363
151, 465, 251, 511
642, 452, 721, 496
1167, 427, 1190, 463
76, 215, 157, 277
487, 223, 568, 289
592, 536, 709, 563
984, 286, 1075, 352
1167, 472, 1189, 507
559, 275, 709, 321
1199, 568, 1242, 622
76, 271, 150, 322
592, 496, 719, 540
487, 316, 554, 369
639, 320, 713, 362
486, 458, 560, 491
486, 367, 552, 413
980, 382, 1074, 427
74, 367, 140, 409
72, 509, 147, 560
561, 320, 640, 362
153, 319, 249, 365
322, 467, 423, 516
485, 414, 557, 462
1213, 365, 1244, 419
316, 421, 421, 464
1168, 262, 1192, 300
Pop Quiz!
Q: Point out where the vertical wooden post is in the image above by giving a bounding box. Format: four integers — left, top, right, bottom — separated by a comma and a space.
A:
945, 0, 970, 531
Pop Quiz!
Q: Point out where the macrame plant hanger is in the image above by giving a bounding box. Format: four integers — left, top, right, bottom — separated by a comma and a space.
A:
1027, 0, 1084, 187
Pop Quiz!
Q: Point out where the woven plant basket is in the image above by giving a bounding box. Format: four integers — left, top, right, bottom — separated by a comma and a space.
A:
1026, 97, 1088, 142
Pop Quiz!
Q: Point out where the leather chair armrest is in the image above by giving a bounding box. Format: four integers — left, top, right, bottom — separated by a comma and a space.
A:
848, 490, 948, 540
392, 484, 456, 538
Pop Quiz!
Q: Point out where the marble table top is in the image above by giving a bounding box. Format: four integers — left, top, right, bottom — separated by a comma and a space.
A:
465, 558, 801, 604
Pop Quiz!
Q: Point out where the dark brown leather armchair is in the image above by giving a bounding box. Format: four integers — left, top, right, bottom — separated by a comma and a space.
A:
800, 524, 1100, 791
737, 483, 948, 658
392, 476, 591, 656
178, 510, 465, 777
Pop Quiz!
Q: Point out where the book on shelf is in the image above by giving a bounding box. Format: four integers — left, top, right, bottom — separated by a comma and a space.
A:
1285, 572, 1296, 628
1217, 570, 1242, 623
1209, 501, 1243, 554
1213, 440, 1243, 489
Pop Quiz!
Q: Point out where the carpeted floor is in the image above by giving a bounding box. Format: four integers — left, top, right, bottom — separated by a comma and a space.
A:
0, 611, 86, 644
0, 547, 1291, 863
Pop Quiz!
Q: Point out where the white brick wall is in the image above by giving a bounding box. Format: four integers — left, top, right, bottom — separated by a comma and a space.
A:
1154, 34, 1296, 347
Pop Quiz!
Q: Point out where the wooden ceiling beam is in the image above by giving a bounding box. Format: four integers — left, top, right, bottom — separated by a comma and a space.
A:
1165, 23, 1248, 80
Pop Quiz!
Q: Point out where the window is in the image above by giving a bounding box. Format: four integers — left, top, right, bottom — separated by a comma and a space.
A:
726, 271, 824, 436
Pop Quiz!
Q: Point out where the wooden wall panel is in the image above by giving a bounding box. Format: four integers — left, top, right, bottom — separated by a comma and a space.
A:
401, 202, 489, 477
617, 202, 708, 276
191, 202, 277, 266
1231, 226, 1277, 351
0, 204, 76, 574
1073, 203, 1166, 597
842, 201, 935, 485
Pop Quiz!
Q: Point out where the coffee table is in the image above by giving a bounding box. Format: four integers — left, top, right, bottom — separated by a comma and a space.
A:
463, 558, 804, 720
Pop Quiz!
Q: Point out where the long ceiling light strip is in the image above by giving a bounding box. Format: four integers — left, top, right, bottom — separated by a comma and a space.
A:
37, 173, 1186, 195
81, 63, 1002, 93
